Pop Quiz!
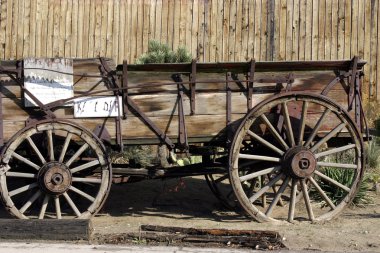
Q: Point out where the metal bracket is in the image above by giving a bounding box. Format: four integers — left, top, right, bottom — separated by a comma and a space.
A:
93, 124, 111, 143
126, 96, 175, 149
190, 59, 196, 115
226, 72, 232, 125
348, 56, 358, 111
247, 59, 255, 110
122, 60, 129, 119
172, 74, 189, 151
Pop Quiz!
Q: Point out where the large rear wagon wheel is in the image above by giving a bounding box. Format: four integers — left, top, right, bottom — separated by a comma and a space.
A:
0, 121, 111, 219
229, 92, 364, 223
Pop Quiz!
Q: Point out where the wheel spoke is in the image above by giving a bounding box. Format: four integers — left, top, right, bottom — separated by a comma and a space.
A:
304, 108, 330, 148
63, 192, 82, 217
47, 129, 55, 161
70, 160, 100, 174
6, 172, 37, 178
300, 179, 314, 221
288, 178, 298, 222
19, 190, 42, 214
317, 161, 358, 169
247, 130, 284, 155
282, 102, 295, 147
310, 123, 346, 152
260, 114, 289, 150
65, 143, 89, 167
72, 177, 102, 183
26, 137, 46, 164
239, 166, 281, 182
12, 153, 40, 171
69, 185, 96, 202
314, 170, 350, 192
54, 196, 62, 219
265, 177, 290, 216
314, 144, 356, 159
59, 133, 73, 163
309, 176, 336, 210
297, 101, 308, 145
238, 154, 280, 162
248, 173, 284, 203
9, 182, 38, 197
38, 194, 50, 219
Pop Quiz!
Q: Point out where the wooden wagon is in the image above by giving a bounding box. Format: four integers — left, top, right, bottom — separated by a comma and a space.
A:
0, 57, 367, 223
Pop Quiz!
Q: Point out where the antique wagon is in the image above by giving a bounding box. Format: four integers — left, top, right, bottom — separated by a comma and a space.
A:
0, 57, 367, 223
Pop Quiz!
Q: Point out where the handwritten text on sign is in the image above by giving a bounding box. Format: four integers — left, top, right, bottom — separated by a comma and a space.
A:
74, 96, 123, 118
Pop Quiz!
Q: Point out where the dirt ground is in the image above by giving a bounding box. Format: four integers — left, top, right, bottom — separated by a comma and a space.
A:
92, 176, 380, 252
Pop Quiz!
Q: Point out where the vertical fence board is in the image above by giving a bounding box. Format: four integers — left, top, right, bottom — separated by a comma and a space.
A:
311, 0, 319, 60
337, 0, 345, 59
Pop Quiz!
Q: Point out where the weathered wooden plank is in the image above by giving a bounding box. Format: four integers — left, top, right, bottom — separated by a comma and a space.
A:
135, 0, 143, 61
179, 0, 187, 47
337, 0, 345, 59
298, 0, 306, 60
52, 0, 61, 57
93, 0, 102, 57
357, 0, 365, 58
154, 0, 162, 42
87, 0, 96, 57
351, 0, 358, 56
260, 0, 268, 61
10, 0, 18, 58
46, 0, 54, 57
16, 0, 24, 59
112, 0, 120, 63
204, 0, 211, 61
369, 0, 378, 98
311, 0, 319, 60
254, 0, 262, 60
142, 0, 149, 54
222, 0, 230, 61
64, 2, 72, 58
0, 219, 92, 241
81, 0, 90, 57
286, 0, 294, 60
58, 0, 67, 57
241, 0, 249, 61
185, 0, 192, 54
167, 0, 175, 50
100, 0, 108, 57
304, 0, 312, 60
0, 0, 7, 59
278, 0, 286, 61
246, 0, 255, 60
125, 0, 133, 62
377, 0, 380, 99
234, 0, 243, 61
343, 0, 351, 58
22, 0, 30, 59
273, 0, 280, 60
197, 0, 205, 61
330, 0, 338, 60
76, 0, 84, 57
318, 0, 326, 60
105, 0, 115, 59
292, 0, 298, 60
363, 0, 371, 89
35, 0, 43, 57
160, 0, 169, 47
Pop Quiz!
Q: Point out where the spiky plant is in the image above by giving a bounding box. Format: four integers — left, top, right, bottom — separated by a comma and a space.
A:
311, 150, 372, 207
137, 40, 192, 64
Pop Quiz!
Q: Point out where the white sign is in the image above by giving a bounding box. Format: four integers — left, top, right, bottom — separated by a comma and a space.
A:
24, 58, 74, 107
74, 96, 123, 118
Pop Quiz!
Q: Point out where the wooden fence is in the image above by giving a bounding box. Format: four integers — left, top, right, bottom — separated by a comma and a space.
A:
0, 0, 379, 100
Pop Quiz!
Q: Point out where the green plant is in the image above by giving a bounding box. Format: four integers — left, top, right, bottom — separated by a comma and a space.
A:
137, 40, 192, 64
311, 150, 372, 207
366, 137, 380, 170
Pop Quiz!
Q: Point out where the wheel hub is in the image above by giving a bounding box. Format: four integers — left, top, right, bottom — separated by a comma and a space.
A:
283, 146, 316, 178
38, 162, 72, 195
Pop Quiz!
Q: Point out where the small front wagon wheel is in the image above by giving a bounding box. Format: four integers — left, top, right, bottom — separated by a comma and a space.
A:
0, 121, 111, 219
229, 92, 364, 223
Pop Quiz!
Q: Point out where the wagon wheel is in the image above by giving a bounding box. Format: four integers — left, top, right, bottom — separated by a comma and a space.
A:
0, 121, 111, 219
229, 92, 363, 223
